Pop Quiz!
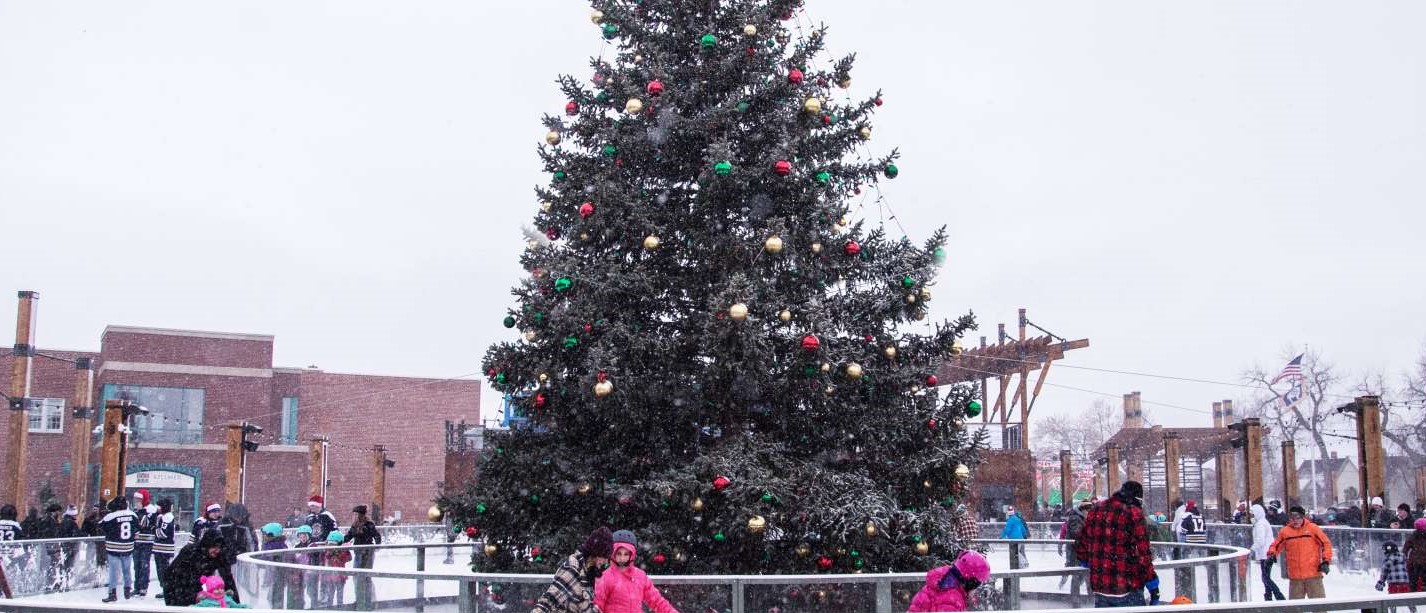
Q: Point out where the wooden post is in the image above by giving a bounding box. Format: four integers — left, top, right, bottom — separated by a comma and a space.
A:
225, 424, 245, 504
1241, 418, 1264, 510
372, 445, 388, 518
1018, 309, 1030, 450
1093, 471, 1103, 499
1281, 440, 1299, 508
67, 357, 95, 510
1416, 466, 1426, 506
4, 291, 38, 508
1356, 395, 1384, 527
1060, 449, 1073, 508
1164, 432, 1182, 514
97, 399, 140, 502
1215, 401, 1238, 521
1106, 444, 1121, 495
309, 436, 328, 502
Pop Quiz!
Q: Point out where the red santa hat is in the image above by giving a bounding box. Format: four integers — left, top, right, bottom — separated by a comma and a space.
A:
308, 495, 324, 506
133, 489, 151, 506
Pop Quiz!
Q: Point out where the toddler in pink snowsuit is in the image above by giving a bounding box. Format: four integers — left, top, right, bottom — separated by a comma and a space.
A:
909, 550, 991, 613
594, 530, 679, 613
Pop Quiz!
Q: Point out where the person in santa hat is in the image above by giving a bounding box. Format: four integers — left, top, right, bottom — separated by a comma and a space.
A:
304, 496, 338, 542
132, 489, 157, 596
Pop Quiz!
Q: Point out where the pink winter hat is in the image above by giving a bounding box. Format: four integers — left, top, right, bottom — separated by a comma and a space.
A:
1415, 517, 1426, 532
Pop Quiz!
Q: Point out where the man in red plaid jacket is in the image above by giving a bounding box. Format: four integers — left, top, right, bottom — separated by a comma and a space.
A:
1074, 481, 1155, 607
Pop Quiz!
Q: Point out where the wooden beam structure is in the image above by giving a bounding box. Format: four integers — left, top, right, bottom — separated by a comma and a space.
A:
1355, 395, 1384, 526
1281, 440, 1299, 508
225, 424, 245, 504
1241, 418, 1264, 509
309, 436, 329, 502
1163, 432, 1182, 513
1106, 444, 1121, 494
372, 445, 389, 519
1060, 449, 1073, 509
4, 291, 38, 508
97, 399, 144, 502
66, 358, 95, 511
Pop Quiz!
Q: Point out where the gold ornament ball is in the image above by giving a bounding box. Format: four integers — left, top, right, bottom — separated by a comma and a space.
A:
593, 380, 614, 397
579, 232, 590, 241
643, 235, 661, 250
690, 497, 704, 512
625, 98, 644, 114
955, 463, 971, 479
883, 345, 897, 358
538, 372, 549, 382
545, 131, 562, 145
633, 54, 644, 63
764, 235, 784, 253
540, 200, 552, 212
427, 505, 443, 522
778, 309, 792, 323
837, 216, 849, 227
950, 340, 964, 356
914, 541, 930, 556
803, 97, 822, 114
905, 293, 917, 304
845, 363, 863, 380
743, 24, 757, 36
590, 9, 604, 23
795, 543, 812, 557
811, 242, 823, 254
729, 303, 749, 322
819, 362, 831, 373
919, 288, 932, 301
858, 126, 872, 141
914, 311, 927, 321
526, 240, 539, 250
824, 385, 836, 396
523, 331, 536, 342
484, 544, 498, 557
576, 482, 593, 495
673, 551, 687, 563
922, 479, 933, 489
864, 521, 878, 538
839, 78, 852, 89
747, 515, 767, 533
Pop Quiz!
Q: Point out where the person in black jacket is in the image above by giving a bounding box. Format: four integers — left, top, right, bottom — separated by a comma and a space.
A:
163, 529, 238, 607
99, 496, 138, 602
150, 498, 177, 600
57, 506, 82, 583
343, 505, 382, 605
35, 504, 63, 592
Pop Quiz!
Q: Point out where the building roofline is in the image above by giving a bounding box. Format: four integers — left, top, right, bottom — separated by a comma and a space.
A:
103, 325, 274, 342
280, 366, 481, 384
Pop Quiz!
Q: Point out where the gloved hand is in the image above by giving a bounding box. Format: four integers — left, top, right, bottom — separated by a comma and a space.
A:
1375, 580, 1386, 592
1079, 560, 1090, 569
1146, 575, 1161, 605
1318, 561, 1331, 575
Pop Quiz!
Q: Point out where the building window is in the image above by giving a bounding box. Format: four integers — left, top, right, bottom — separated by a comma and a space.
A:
102, 384, 205, 444
27, 398, 65, 433
281, 397, 299, 445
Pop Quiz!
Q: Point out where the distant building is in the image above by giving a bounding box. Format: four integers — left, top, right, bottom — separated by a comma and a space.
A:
1296, 453, 1357, 507
1, 325, 477, 527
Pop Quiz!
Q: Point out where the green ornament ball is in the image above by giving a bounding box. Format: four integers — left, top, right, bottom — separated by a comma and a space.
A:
494, 372, 506, 384
553, 170, 567, 182
603, 144, 617, 156
602, 23, 619, 39
475, 503, 488, 514
554, 277, 573, 292
700, 33, 717, 49
736, 101, 750, 113
966, 400, 983, 418
760, 492, 776, 503
563, 336, 579, 349
932, 246, 946, 264
884, 164, 899, 179
815, 171, 831, 184
901, 276, 915, 288
713, 531, 726, 542
529, 494, 540, 504
502, 315, 516, 328
714, 161, 733, 176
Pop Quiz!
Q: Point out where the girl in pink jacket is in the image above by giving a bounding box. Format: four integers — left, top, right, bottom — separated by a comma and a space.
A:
594, 530, 679, 613
909, 550, 991, 613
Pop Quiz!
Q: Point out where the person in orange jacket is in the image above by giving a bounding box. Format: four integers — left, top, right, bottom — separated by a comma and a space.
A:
1266, 505, 1333, 600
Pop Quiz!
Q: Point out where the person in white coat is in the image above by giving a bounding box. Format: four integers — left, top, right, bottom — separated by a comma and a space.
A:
1251, 504, 1286, 601
1169, 500, 1189, 542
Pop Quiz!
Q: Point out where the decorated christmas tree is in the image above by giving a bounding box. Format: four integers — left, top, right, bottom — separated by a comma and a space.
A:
441, 0, 985, 577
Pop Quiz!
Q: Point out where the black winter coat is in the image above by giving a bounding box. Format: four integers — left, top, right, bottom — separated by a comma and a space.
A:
163, 539, 239, 606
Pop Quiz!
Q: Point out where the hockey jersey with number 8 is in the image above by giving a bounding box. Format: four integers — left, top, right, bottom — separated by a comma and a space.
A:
101, 508, 139, 554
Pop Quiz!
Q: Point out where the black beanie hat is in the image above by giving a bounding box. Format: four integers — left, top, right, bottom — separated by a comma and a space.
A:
45, 503, 63, 514
1289, 505, 1307, 516
107, 497, 127, 511
579, 526, 614, 558
1119, 480, 1144, 500
157, 498, 173, 512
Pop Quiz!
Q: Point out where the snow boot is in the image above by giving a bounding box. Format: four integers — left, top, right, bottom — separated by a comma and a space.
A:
154, 592, 164, 600
102, 590, 118, 603
124, 587, 132, 599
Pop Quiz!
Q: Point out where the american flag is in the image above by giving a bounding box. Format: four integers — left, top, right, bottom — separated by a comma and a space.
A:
1270, 354, 1303, 385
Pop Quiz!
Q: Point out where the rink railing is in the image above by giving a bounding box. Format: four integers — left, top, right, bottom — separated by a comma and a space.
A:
234, 538, 1250, 612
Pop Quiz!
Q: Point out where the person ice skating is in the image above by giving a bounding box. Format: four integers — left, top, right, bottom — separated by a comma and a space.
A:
594, 530, 678, 613
343, 505, 382, 605
908, 550, 991, 613
1059, 499, 1091, 595
259, 523, 303, 609
1377, 541, 1410, 593
217, 503, 256, 564
1267, 505, 1332, 600
164, 529, 239, 606
1250, 504, 1285, 601
321, 531, 352, 607
999, 505, 1028, 539
131, 489, 155, 597
100, 496, 138, 602
193, 503, 223, 540
532, 526, 613, 613
0, 504, 22, 542
292, 525, 320, 607
195, 573, 247, 608
1404, 517, 1426, 593
1179, 501, 1206, 545
151, 498, 177, 600
1169, 499, 1188, 542
952, 504, 986, 554
58, 505, 82, 581
305, 495, 338, 542
1075, 480, 1155, 608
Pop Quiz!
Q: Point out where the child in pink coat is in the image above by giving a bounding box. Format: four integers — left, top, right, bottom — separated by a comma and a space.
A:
594, 530, 679, 613
909, 550, 991, 613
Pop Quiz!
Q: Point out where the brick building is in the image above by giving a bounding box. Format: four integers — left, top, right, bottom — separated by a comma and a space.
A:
1, 325, 478, 528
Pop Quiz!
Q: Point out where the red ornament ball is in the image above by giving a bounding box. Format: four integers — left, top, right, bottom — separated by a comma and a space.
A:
579, 202, 595, 218
647, 80, 665, 96
800, 335, 821, 351
873, 96, 883, 106
531, 546, 543, 557
773, 160, 792, 176
844, 241, 861, 256
546, 228, 561, 241
925, 375, 939, 387
713, 475, 732, 491
464, 526, 478, 537
787, 69, 804, 84
534, 393, 547, 409
652, 553, 668, 565
816, 555, 834, 570
565, 101, 580, 116
927, 419, 937, 430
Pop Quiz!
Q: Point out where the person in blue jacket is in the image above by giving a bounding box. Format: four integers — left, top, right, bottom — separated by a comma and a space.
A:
1000, 505, 1029, 539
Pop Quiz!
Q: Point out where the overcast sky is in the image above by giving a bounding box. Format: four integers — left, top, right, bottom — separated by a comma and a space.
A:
2, 0, 1423, 436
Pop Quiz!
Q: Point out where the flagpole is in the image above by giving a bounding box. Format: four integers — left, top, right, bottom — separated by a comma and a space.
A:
1305, 346, 1318, 512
